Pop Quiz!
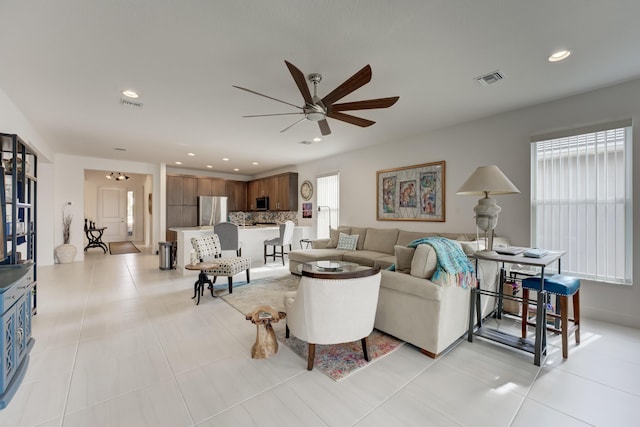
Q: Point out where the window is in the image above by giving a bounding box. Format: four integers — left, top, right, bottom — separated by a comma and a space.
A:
531, 120, 632, 284
316, 173, 339, 239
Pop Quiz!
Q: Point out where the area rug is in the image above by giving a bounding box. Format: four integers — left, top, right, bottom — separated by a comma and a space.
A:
277, 328, 404, 381
221, 270, 299, 319
221, 271, 405, 381
108, 241, 140, 255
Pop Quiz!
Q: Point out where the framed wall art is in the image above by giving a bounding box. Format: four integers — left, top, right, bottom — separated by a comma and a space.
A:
376, 161, 445, 222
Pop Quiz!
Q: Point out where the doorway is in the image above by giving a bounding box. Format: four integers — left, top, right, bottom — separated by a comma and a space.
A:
84, 169, 152, 248
98, 187, 128, 242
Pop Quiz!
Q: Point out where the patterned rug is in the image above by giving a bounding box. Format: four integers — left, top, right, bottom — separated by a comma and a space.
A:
108, 241, 140, 255
221, 271, 405, 381
277, 328, 404, 381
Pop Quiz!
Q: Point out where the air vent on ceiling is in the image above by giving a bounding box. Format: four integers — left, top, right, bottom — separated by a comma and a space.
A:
299, 140, 313, 145
119, 98, 144, 109
475, 70, 504, 86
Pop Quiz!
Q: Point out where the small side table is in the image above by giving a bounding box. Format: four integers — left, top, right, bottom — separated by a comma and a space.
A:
185, 261, 219, 305
299, 239, 312, 249
84, 227, 108, 253
245, 306, 286, 359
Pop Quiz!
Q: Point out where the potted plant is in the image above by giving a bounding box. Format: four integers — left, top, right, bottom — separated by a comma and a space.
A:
55, 211, 77, 263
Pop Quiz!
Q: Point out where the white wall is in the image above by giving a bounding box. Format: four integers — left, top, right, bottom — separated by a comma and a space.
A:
3, 77, 640, 327
54, 154, 164, 262
295, 77, 640, 328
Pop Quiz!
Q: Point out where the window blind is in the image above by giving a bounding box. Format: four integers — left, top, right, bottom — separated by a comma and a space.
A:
316, 173, 339, 239
531, 123, 632, 284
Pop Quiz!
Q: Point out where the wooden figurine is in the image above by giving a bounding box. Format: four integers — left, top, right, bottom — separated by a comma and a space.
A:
245, 306, 286, 359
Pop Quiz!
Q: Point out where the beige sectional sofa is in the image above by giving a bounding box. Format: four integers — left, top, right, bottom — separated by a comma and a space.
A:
288, 226, 501, 357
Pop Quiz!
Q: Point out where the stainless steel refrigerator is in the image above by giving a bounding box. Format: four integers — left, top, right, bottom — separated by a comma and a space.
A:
197, 196, 228, 226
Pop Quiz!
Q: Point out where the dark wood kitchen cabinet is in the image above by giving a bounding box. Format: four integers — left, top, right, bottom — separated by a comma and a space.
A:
225, 180, 247, 211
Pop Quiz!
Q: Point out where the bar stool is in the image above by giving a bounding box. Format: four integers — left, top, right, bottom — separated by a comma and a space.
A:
521, 274, 580, 359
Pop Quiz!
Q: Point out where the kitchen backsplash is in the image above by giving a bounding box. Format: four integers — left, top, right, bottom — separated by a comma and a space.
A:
228, 211, 297, 225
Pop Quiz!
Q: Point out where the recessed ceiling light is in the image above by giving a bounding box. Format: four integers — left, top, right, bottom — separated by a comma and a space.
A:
175, 161, 182, 165
252, 162, 259, 165
313, 137, 322, 142
206, 165, 213, 168
121, 90, 139, 99
222, 158, 229, 161
187, 152, 195, 157
233, 168, 240, 172
548, 50, 571, 62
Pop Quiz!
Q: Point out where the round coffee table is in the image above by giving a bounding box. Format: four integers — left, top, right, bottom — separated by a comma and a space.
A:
298, 261, 380, 279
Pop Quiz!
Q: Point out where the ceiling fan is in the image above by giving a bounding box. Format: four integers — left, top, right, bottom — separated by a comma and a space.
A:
233, 60, 399, 136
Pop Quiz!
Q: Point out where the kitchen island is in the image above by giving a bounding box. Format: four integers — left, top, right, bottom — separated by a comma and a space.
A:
170, 224, 312, 271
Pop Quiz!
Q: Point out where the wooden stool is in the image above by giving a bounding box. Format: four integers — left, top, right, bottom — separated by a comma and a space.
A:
246, 306, 286, 359
521, 274, 581, 359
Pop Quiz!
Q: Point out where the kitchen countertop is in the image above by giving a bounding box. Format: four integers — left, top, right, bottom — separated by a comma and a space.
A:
170, 224, 308, 231
170, 225, 312, 269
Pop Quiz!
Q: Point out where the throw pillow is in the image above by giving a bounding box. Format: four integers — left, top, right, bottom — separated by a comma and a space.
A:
336, 233, 359, 251
459, 240, 485, 255
327, 227, 351, 248
410, 244, 438, 279
394, 245, 415, 274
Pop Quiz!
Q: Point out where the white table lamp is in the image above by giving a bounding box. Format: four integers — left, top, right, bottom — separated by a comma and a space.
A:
457, 165, 520, 251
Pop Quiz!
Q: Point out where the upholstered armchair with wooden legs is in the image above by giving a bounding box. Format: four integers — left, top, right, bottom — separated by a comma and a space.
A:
190, 234, 251, 295
283, 272, 382, 370
264, 221, 294, 265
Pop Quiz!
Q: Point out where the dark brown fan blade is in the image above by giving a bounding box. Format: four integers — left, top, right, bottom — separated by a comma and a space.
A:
285, 61, 313, 105
232, 85, 302, 110
321, 65, 372, 106
318, 119, 331, 136
331, 96, 399, 112
327, 111, 375, 127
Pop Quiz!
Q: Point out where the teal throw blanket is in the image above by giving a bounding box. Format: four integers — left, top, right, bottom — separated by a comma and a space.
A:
408, 237, 477, 288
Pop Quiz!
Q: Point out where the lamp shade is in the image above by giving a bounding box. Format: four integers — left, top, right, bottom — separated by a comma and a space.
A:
456, 165, 520, 196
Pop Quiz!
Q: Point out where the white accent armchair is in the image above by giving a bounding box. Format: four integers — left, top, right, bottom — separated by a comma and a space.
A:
283, 271, 382, 370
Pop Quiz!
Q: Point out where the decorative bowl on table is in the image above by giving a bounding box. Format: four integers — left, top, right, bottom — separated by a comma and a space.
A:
316, 261, 343, 272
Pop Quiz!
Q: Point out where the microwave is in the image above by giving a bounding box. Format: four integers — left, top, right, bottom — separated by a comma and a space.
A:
256, 196, 269, 211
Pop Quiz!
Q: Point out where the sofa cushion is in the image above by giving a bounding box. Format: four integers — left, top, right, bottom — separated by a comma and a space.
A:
394, 245, 415, 274
288, 248, 348, 263
374, 255, 396, 270
342, 250, 389, 267
410, 244, 437, 278
327, 227, 351, 248
380, 270, 443, 301
336, 233, 359, 251
363, 228, 399, 254
396, 230, 438, 247
349, 227, 368, 250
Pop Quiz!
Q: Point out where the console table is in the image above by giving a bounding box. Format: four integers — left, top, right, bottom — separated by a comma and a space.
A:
468, 250, 565, 366
0, 262, 35, 408
84, 227, 108, 253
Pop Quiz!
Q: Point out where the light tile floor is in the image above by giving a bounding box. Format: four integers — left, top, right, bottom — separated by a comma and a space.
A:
1, 249, 638, 426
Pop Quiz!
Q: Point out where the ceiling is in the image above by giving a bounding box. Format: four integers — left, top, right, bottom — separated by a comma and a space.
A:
1, 1, 640, 176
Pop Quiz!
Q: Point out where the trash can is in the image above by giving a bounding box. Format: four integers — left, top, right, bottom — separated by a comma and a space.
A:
159, 241, 173, 270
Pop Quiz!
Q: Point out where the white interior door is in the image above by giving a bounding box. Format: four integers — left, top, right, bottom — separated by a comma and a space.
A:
98, 187, 128, 242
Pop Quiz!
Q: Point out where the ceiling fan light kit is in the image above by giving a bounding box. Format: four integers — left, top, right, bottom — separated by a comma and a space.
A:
233, 60, 399, 136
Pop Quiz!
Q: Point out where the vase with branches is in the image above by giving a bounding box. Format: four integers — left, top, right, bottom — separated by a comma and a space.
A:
62, 212, 72, 244
55, 210, 77, 263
